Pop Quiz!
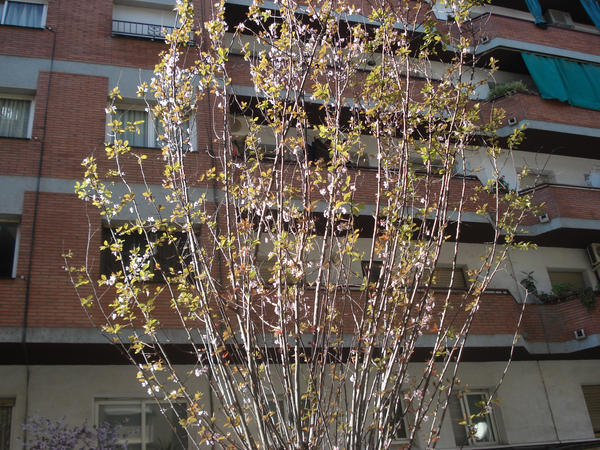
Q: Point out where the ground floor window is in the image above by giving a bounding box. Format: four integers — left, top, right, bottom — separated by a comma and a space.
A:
0, 398, 15, 450
582, 385, 600, 437
449, 391, 500, 446
96, 399, 188, 449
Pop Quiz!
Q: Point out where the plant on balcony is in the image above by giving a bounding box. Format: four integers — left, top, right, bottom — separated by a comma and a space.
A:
66, 0, 538, 448
577, 286, 596, 310
551, 282, 578, 300
487, 80, 529, 101
520, 271, 539, 299
538, 284, 596, 309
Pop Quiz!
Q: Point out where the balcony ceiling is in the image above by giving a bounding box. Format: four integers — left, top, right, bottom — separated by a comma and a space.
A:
509, 128, 600, 160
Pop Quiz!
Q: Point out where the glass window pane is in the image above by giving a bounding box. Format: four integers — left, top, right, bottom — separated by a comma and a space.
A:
98, 403, 142, 447
117, 110, 148, 148
4, 2, 44, 28
466, 394, 495, 443
0, 99, 30, 138
146, 403, 188, 450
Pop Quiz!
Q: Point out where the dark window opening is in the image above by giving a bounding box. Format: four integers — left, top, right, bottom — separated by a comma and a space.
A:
0, 222, 18, 278
362, 260, 383, 284
100, 228, 192, 281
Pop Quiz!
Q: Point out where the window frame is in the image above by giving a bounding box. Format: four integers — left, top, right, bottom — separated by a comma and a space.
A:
267, 394, 310, 437
432, 265, 468, 290
361, 260, 383, 284
109, 105, 196, 151
100, 227, 193, 282
0, 1, 47, 29
547, 269, 587, 291
0, 94, 34, 139
390, 398, 409, 443
0, 398, 15, 450
0, 219, 20, 279
109, 106, 161, 149
582, 385, 600, 437
454, 391, 500, 446
95, 398, 188, 450
518, 170, 553, 190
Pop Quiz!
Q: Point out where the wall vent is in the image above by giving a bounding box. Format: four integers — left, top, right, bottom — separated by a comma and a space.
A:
574, 328, 586, 340
507, 117, 518, 126
538, 213, 550, 224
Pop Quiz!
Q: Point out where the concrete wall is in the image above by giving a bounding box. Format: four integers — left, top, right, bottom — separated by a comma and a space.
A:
1, 360, 598, 449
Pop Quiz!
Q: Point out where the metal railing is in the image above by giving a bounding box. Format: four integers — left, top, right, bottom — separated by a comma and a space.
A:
112, 19, 175, 40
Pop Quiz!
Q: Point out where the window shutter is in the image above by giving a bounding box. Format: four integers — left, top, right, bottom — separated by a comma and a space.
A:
433, 267, 467, 289
547, 271, 585, 290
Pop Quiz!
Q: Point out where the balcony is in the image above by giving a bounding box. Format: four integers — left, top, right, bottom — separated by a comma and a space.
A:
466, 1, 600, 68
522, 184, 600, 224
522, 296, 600, 344
516, 184, 600, 247
473, 15, 600, 62
451, 290, 600, 349
112, 19, 175, 40
487, 92, 600, 159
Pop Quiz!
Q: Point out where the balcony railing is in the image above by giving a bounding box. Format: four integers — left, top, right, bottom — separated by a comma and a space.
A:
112, 19, 174, 40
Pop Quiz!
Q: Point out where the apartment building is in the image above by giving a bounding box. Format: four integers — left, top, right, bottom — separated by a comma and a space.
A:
0, 0, 599, 448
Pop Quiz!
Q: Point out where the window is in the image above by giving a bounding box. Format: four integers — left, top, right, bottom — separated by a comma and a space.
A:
96, 399, 188, 449
112, 108, 161, 149
1, 1, 46, 28
0, 97, 32, 138
361, 260, 383, 284
0, 221, 19, 278
582, 385, 600, 437
519, 171, 552, 190
432, 267, 467, 290
110, 107, 196, 150
0, 398, 14, 450
267, 395, 310, 435
100, 228, 190, 280
449, 391, 500, 446
391, 400, 408, 441
548, 270, 586, 291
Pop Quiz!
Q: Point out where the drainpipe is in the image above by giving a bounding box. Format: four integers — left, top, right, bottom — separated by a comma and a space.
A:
20, 22, 57, 447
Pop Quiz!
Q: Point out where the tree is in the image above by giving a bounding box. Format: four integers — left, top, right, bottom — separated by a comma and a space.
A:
66, 0, 536, 447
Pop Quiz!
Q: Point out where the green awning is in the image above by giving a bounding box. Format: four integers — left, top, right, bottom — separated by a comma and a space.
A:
522, 53, 600, 111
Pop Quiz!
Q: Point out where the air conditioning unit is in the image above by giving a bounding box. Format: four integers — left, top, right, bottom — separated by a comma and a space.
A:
544, 9, 575, 28
587, 243, 600, 269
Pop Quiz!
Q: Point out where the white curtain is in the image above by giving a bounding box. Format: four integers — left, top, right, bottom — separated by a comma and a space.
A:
4, 2, 44, 28
0, 98, 30, 138
117, 109, 148, 147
